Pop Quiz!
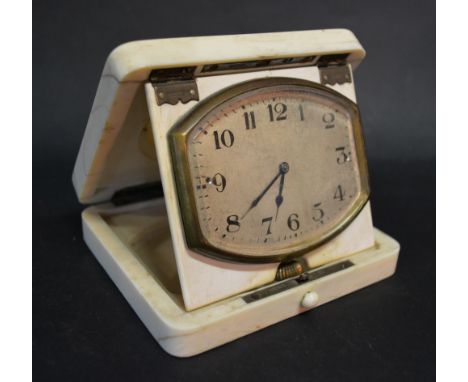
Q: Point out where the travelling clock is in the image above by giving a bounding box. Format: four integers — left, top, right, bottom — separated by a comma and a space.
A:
73, 30, 400, 357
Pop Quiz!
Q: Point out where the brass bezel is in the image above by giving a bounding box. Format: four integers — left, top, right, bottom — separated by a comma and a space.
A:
169, 77, 370, 263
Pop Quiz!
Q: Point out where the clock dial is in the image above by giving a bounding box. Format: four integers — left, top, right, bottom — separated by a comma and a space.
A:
170, 78, 369, 262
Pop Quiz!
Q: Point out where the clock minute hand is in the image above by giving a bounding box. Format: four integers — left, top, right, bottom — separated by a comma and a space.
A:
241, 170, 282, 220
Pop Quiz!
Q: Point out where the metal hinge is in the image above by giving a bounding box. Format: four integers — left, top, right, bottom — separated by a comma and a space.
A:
319, 64, 352, 85
150, 67, 200, 106
319, 64, 352, 86
317, 53, 352, 86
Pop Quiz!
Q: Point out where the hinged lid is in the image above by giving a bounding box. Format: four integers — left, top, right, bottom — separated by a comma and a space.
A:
72, 29, 365, 204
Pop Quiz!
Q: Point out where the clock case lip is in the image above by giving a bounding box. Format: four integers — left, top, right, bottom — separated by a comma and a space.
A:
169, 77, 370, 264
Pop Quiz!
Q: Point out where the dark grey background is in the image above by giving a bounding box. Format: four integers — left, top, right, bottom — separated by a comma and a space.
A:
33, 0, 435, 381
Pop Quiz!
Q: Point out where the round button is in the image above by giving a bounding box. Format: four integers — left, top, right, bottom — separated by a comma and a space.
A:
301, 291, 319, 308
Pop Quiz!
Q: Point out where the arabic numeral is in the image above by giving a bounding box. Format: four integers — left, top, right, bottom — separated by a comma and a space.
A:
312, 203, 324, 222
299, 104, 305, 121
211, 173, 226, 192
213, 129, 234, 150
335, 147, 351, 164
287, 213, 300, 231
243, 111, 256, 130
262, 217, 273, 235
268, 102, 287, 121
334, 185, 345, 201
226, 215, 240, 232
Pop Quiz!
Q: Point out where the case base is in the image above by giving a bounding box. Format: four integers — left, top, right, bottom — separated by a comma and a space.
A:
82, 198, 399, 357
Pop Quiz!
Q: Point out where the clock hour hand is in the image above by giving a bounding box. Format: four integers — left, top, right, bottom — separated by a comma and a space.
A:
275, 173, 285, 221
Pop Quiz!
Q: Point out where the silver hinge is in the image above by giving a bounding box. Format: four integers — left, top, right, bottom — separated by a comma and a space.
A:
319, 64, 352, 86
150, 67, 200, 106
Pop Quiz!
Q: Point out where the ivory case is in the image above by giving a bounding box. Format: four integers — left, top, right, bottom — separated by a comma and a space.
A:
73, 30, 400, 357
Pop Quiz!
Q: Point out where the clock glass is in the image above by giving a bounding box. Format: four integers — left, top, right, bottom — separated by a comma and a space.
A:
170, 77, 369, 262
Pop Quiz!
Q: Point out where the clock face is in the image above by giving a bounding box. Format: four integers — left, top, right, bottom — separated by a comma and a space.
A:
170, 78, 369, 262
